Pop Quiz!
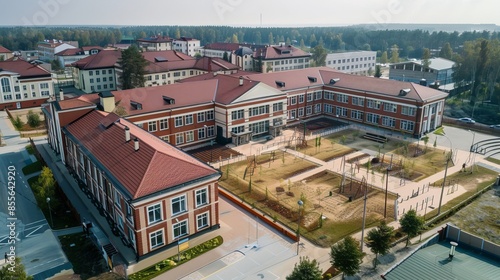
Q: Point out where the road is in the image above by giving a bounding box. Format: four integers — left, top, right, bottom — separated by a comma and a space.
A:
0, 111, 71, 279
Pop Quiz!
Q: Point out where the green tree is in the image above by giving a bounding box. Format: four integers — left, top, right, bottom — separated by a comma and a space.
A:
37, 166, 56, 208
330, 236, 363, 279
439, 42, 453, 60
311, 45, 327, 66
400, 209, 425, 247
27, 110, 41, 128
366, 221, 394, 267
0, 257, 33, 280
231, 33, 239, 43
12, 115, 23, 130
286, 256, 323, 280
119, 45, 148, 90
51, 59, 63, 72
422, 48, 431, 76
268, 32, 274, 45
299, 39, 305, 50
374, 65, 382, 78
390, 45, 399, 63
380, 51, 388, 64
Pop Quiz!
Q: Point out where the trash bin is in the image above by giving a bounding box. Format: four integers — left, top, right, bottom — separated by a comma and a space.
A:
348, 196, 352, 202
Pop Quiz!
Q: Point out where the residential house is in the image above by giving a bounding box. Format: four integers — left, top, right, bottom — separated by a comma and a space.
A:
199, 42, 265, 71
38, 40, 78, 62
72, 50, 121, 93
173, 37, 201, 57
325, 51, 377, 75
137, 36, 173, 51
389, 58, 455, 88
55, 46, 103, 69
0, 46, 13, 60
254, 43, 311, 73
0, 57, 54, 110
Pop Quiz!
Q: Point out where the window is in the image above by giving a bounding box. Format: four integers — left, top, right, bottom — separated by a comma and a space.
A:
186, 131, 194, 142
185, 114, 193, 125
366, 99, 381, 109
324, 91, 334, 100
324, 104, 333, 113
382, 116, 395, 127
351, 110, 364, 120
1, 78, 11, 92
352, 97, 364, 107
290, 96, 297, 105
248, 120, 269, 135
159, 118, 168, 130
289, 109, 296, 119
272, 102, 283, 112
314, 103, 321, 113
306, 106, 312, 115
89, 71, 93, 76
150, 230, 164, 249
401, 106, 416, 116
96, 78, 101, 83
249, 105, 269, 117
231, 125, 244, 134
231, 110, 244, 120
400, 120, 415, 131
103, 77, 107, 82
96, 70, 100, 75
298, 107, 304, 117
114, 190, 121, 208
148, 121, 157, 132
299, 94, 304, 103
366, 113, 380, 124
196, 188, 208, 207
336, 107, 347, 117
171, 195, 187, 215
197, 213, 209, 230
176, 133, 184, 145
336, 94, 348, 103
307, 93, 313, 102
206, 110, 214, 120
314, 91, 322, 100
207, 126, 214, 137
198, 128, 206, 139
108, 69, 112, 74
383, 102, 397, 113
173, 220, 188, 239
147, 203, 162, 224
197, 112, 205, 123
175, 116, 183, 127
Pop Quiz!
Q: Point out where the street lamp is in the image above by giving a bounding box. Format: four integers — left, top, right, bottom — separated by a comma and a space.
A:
438, 154, 451, 216
46, 197, 54, 228
296, 200, 303, 255
384, 166, 391, 218
468, 130, 476, 173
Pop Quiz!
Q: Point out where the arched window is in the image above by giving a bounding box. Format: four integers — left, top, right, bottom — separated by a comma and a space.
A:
1, 77, 11, 92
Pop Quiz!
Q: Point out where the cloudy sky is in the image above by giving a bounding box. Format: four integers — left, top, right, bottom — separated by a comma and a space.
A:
0, 0, 495, 27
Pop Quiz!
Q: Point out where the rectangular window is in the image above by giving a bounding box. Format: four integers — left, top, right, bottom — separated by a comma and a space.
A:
352, 97, 364, 107
150, 230, 164, 249
314, 91, 322, 100
147, 203, 162, 224
231, 110, 244, 120
298, 107, 304, 117
400, 120, 415, 131
114, 189, 121, 208
336, 107, 347, 117
249, 105, 269, 117
384, 102, 397, 113
197, 112, 205, 123
382, 116, 395, 127
351, 110, 364, 120
148, 121, 157, 132
185, 114, 193, 125
175, 116, 183, 127
366, 113, 380, 124
195, 188, 208, 207
171, 195, 187, 215
298, 94, 304, 103
290, 96, 297, 105
197, 213, 209, 230
207, 126, 215, 137
324, 104, 333, 113
96, 70, 100, 75
206, 110, 214, 120
367, 99, 381, 109
324, 91, 334, 100
176, 133, 184, 145
272, 102, 283, 112
336, 94, 348, 103
159, 118, 168, 130
198, 128, 206, 139
173, 220, 188, 239
186, 131, 194, 142
89, 71, 93, 76
96, 78, 101, 83
307, 93, 313, 102
314, 103, 321, 113
289, 109, 296, 119
306, 106, 312, 115
401, 106, 416, 116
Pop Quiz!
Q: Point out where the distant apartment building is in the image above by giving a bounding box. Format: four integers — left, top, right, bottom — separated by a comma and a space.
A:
72, 50, 121, 93
18, 50, 39, 61
254, 44, 311, 73
0, 46, 13, 60
389, 58, 455, 87
137, 36, 173, 51
55, 46, 103, 68
199, 43, 264, 72
38, 40, 79, 62
325, 51, 377, 75
173, 37, 201, 57
0, 57, 54, 110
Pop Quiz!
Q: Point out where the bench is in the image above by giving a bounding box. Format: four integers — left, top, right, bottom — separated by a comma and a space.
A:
363, 133, 388, 143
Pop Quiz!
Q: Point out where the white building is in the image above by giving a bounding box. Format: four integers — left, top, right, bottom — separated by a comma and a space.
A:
255, 44, 311, 73
325, 51, 377, 75
38, 40, 79, 62
173, 37, 200, 57
72, 50, 121, 93
137, 36, 173, 52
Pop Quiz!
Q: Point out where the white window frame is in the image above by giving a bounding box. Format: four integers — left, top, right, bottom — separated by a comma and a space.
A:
150, 229, 164, 249
195, 188, 209, 207
173, 220, 188, 239
171, 195, 187, 216
196, 212, 209, 230
147, 203, 162, 225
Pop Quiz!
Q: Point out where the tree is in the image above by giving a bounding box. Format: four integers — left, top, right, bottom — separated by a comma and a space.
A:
12, 115, 23, 130
330, 236, 363, 279
422, 48, 431, 76
51, 59, 63, 72
390, 45, 399, 63
366, 221, 394, 267
231, 33, 239, 43
400, 209, 425, 246
36, 166, 56, 209
0, 257, 33, 280
286, 256, 323, 280
374, 65, 382, 78
380, 51, 388, 64
311, 45, 327, 67
27, 110, 41, 128
119, 45, 148, 90
439, 42, 453, 60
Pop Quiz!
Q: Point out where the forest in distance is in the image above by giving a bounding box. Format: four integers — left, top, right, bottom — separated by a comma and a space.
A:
1, 24, 498, 58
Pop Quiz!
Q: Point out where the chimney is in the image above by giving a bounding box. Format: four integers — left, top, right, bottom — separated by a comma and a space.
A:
125, 126, 130, 142
134, 138, 139, 151
239, 76, 243, 86
59, 88, 64, 101
99, 91, 116, 112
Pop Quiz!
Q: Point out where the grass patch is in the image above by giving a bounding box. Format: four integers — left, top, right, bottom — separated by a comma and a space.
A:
59, 233, 108, 279
22, 161, 42, 175
129, 236, 223, 280
26, 144, 35, 154
485, 157, 500, 165
294, 137, 355, 162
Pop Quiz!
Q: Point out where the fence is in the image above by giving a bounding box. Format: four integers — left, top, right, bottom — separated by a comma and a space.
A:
446, 223, 500, 259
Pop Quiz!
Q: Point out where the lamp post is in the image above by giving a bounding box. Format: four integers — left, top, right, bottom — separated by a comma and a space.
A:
296, 200, 303, 255
438, 155, 451, 216
468, 130, 476, 173
384, 166, 391, 218
46, 197, 54, 228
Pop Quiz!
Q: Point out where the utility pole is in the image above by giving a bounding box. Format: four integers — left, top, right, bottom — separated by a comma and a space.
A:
438, 156, 450, 215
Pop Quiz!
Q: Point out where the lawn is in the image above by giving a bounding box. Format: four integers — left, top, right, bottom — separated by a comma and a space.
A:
59, 233, 110, 280
293, 137, 355, 162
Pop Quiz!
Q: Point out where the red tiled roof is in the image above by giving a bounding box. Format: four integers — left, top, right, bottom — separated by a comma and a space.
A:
203, 43, 241, 52
256, 45, 311, 60
0, 58, 51, 78
65, 110, 219, 200
72, 50, 121, 70
141, 51, 238, 73
58, 94, 99, 110
137, 36, 172, 43
55, 46, 103, 56
0, 45, 11, 53
111, 79, 218, 115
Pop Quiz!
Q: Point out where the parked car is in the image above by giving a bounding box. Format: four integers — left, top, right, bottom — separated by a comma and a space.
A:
458, 117, 476, 124
489, 124, 500, 129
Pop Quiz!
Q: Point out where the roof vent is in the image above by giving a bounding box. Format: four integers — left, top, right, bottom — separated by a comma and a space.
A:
399, 88, 411, 96
308, 76, 317, 82
329, 78, 340, 84
275, 81, 286, 88
162, 96, 175, 104
239, 76, 244, 86
134, 138, 139, 151
130, 101, 142, 110
125, 126, 130, 142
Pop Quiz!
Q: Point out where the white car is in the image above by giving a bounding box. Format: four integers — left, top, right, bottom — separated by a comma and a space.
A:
490, 124, 500, 129
458, 118, 476, 124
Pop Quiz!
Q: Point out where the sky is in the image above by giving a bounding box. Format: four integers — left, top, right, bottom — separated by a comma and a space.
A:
0, 0, 496, 27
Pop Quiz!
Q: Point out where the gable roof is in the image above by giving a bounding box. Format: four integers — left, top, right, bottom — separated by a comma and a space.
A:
142, 51, 238, 74
256, 45, 311, 60
137, 36, 173, 43
392, 58, 455, 71
0, 45, 11, 53
57, 94, 99, 110
0, 57, 51, 78
72, 50, 121, 70
64, 110, 219, 200
55, 46, 103, 56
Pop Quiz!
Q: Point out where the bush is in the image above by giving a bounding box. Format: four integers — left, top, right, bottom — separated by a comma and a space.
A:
27, 110, 41, 128
12, 116, 23, 130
